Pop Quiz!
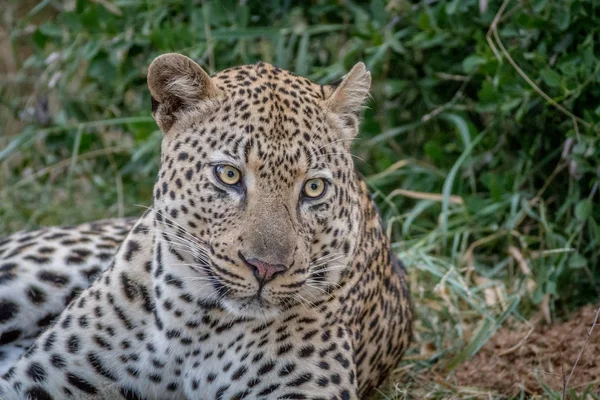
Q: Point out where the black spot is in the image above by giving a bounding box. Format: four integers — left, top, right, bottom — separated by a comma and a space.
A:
51, 354, 66, 369
317, 376, 329, 387
27, 285, 47, 304
167, 382, 178, 391
257, 384, 280, 396
215, 385, 230, 400
287, 372, 312, 387
279, 362, 296, 377
231, 365, 247, 380
24, 343, 38, 358
257, 360, 276, 375
81, 267, 102, 282
298, 345, 315, 358
124, 240, 141, 262
27, 362, 47, 382
120, 386, 145, 400
65, 287, 82, 305
24, 255, 50, 264
0, 329, 21, 345
277, 343, 293, 355
0, 300, 19, 323
61, 315, 73, 329
120, 272, 138, 301
25, 386, 54, 400
65, 255, 85, 265
37, 270, 69, 287
67, 335, 80, 353
318, 361, 330, 370
112, 303, 134, 330
37, 270, 70, 286
43, 332, 57, 351
88, 353, 117, 381
0, 268, 16, 284
0, 262, 17, 273
78, 315, 89, 328
334, 353, 350, 368
66, 372, 98, 394
93, 334, 113, 350
37, 313, 58, 328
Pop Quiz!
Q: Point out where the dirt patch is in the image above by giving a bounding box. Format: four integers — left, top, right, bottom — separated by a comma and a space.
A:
452, 305, 600, 396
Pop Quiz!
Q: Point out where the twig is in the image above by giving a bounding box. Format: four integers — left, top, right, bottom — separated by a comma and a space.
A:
498, 324, 534, 356
385, 188, 464, 205
486, 0, 510, 63
421, 78, 470, 122
529, 162, 567, 206
562, 307, 600, 399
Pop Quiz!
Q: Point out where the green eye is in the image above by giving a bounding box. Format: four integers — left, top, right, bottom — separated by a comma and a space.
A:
303, 178, 326, 199
215, 165, 241, 185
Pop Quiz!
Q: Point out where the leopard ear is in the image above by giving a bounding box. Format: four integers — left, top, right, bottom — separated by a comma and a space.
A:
148, 53, 221, 132
324, 62, 371, 142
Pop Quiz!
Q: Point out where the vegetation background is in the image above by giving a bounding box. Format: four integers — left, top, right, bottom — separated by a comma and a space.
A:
1, 0, 599, 398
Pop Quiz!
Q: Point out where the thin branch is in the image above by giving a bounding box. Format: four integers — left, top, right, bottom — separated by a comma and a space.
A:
562, 307, 600, 399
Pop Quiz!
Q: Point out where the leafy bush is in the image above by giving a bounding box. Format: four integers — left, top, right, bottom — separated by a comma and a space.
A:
1, 0, 599, 397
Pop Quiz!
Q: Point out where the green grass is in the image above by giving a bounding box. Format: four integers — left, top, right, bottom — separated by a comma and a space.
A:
1, 0, 599, 398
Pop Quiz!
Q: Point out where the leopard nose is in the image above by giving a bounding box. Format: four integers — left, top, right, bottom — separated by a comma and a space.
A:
242, 256, 286, 284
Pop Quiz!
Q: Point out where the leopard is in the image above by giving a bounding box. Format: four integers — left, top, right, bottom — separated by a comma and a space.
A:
0, 54, 412, 399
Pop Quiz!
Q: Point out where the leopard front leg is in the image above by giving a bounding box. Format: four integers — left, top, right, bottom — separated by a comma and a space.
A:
0, 220, 187, 400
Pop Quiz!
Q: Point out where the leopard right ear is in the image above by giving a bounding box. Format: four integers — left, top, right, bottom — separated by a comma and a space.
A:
147, 53, 221, 133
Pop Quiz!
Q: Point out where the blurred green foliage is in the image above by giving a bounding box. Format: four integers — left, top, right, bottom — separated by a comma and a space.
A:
1, 0, 599, 396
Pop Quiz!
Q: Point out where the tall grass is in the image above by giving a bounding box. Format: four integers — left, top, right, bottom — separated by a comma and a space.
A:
1, 0, 599, 397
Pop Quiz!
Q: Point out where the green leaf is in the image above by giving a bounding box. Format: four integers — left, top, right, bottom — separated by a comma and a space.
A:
424, 141, 443, 163
568, 252, 587, 269
32, 29, 48, 49
540, 68, 562, 88
462, 55, 486, 74
575, 199, 592, 221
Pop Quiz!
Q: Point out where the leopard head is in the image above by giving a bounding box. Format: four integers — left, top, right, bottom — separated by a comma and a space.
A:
148, 53, 370, 319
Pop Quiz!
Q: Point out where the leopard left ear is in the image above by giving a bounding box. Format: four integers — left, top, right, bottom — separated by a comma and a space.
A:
324, 62, 371, 141
148, 53, 221, 133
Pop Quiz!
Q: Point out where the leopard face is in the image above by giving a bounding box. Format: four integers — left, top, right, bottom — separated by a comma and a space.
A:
149, 54, 371, 319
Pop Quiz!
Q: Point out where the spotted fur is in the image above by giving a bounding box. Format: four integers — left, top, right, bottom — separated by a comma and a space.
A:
0, 219, 135, 374
0, 55, 411, 399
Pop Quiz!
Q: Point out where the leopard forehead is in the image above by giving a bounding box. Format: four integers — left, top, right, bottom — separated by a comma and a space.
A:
169, 62, 345, 161
212, 62, 329, 108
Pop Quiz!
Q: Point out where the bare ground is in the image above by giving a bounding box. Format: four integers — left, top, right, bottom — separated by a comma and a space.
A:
439, 305, 600, 396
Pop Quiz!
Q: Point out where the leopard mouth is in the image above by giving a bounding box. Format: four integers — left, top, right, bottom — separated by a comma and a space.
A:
240, 293, 268, 307
222, 293, 282, 319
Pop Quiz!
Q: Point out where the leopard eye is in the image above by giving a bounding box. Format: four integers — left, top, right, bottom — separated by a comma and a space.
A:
215, 165, 241, 186
303, 178, 326, 199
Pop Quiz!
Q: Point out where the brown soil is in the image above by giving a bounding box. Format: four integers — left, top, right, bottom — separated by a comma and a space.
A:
452, 305, 600, 396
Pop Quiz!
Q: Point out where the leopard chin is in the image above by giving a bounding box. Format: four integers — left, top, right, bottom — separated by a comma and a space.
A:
221, 295, 282, 320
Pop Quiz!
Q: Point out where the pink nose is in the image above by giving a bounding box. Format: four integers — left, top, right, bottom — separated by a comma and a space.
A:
244, 258, 286, 284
